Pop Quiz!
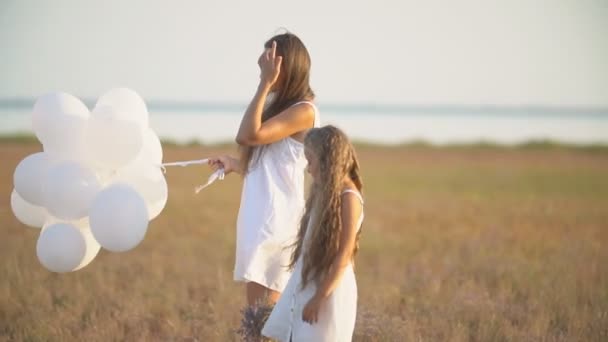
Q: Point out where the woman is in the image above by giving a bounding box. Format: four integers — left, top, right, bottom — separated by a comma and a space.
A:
209, 32, 320, 306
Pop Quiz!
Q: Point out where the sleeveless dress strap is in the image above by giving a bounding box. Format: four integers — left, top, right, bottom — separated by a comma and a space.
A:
290, 101, 320, 128
342, 189, 364, 229
341, 189, 364, 205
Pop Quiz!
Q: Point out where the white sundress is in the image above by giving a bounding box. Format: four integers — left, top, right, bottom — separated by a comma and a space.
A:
234, 101, 320, 292
262, 189, 365, 342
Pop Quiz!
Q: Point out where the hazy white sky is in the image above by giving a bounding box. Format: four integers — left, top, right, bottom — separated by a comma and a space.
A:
1, 0, 607, 106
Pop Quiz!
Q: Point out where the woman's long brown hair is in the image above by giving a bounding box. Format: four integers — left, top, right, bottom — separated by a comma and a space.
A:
289, 126, 363, 289
239, 32, 315, 172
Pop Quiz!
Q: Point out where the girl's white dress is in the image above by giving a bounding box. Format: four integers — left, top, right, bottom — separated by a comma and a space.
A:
262, 190, 364, 342
234, 101, 320, 292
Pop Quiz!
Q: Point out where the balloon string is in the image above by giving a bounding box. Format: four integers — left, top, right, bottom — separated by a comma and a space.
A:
194, 168, 225, 194
160, 158, 209, 173
159, 158, 223, 193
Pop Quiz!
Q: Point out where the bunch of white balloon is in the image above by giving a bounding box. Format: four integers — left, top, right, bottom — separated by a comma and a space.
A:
11, 88, 167, 273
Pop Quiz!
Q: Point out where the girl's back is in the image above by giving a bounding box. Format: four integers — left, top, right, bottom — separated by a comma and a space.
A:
263, 125, 364, 342
263, 189, 364, 342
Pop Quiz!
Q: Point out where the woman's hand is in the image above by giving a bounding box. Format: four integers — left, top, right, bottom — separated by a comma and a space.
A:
258, 40, 283, 89
302, 294, 325, 325
208, 155, 240, 175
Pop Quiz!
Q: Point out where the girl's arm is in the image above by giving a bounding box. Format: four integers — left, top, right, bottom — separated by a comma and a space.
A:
302, 192, 362, 324
235, 41, 314, 146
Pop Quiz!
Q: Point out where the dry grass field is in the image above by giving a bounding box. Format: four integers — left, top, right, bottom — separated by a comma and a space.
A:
1, 141, 607, 341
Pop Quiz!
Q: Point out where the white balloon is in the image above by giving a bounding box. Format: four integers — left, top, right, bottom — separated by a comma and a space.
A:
42, 161, 101, 220
113, 129, 166, 219
94, 87, 149, 127
147, 176, 168, 220
32, 92, 89, 146
37, 218, 101, 271
89, 183, 149, 252
42, 114, 89, 162
86, 106, 144, 170
13, 152, 54, 206
140, 129, 163, 165
113, 128, 162, 172
73, 226, 101, 271
44, 215, 90, 228
36, 223, 87, 273
10, 189, 48, 228
116, 165, 168, 220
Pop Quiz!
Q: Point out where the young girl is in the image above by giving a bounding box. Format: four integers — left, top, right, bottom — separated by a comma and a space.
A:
262, 125, 364, 342
209, 32, 320, 306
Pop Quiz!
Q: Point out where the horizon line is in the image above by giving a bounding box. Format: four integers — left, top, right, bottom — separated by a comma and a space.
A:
1, 97, 607, 116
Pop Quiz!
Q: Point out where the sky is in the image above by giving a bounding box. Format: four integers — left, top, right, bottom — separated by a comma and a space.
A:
1, 0, 607, 107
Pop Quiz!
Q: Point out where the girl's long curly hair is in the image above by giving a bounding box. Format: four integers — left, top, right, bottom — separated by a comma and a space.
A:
240, 32, 315, 173
289, 125, 363, 289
